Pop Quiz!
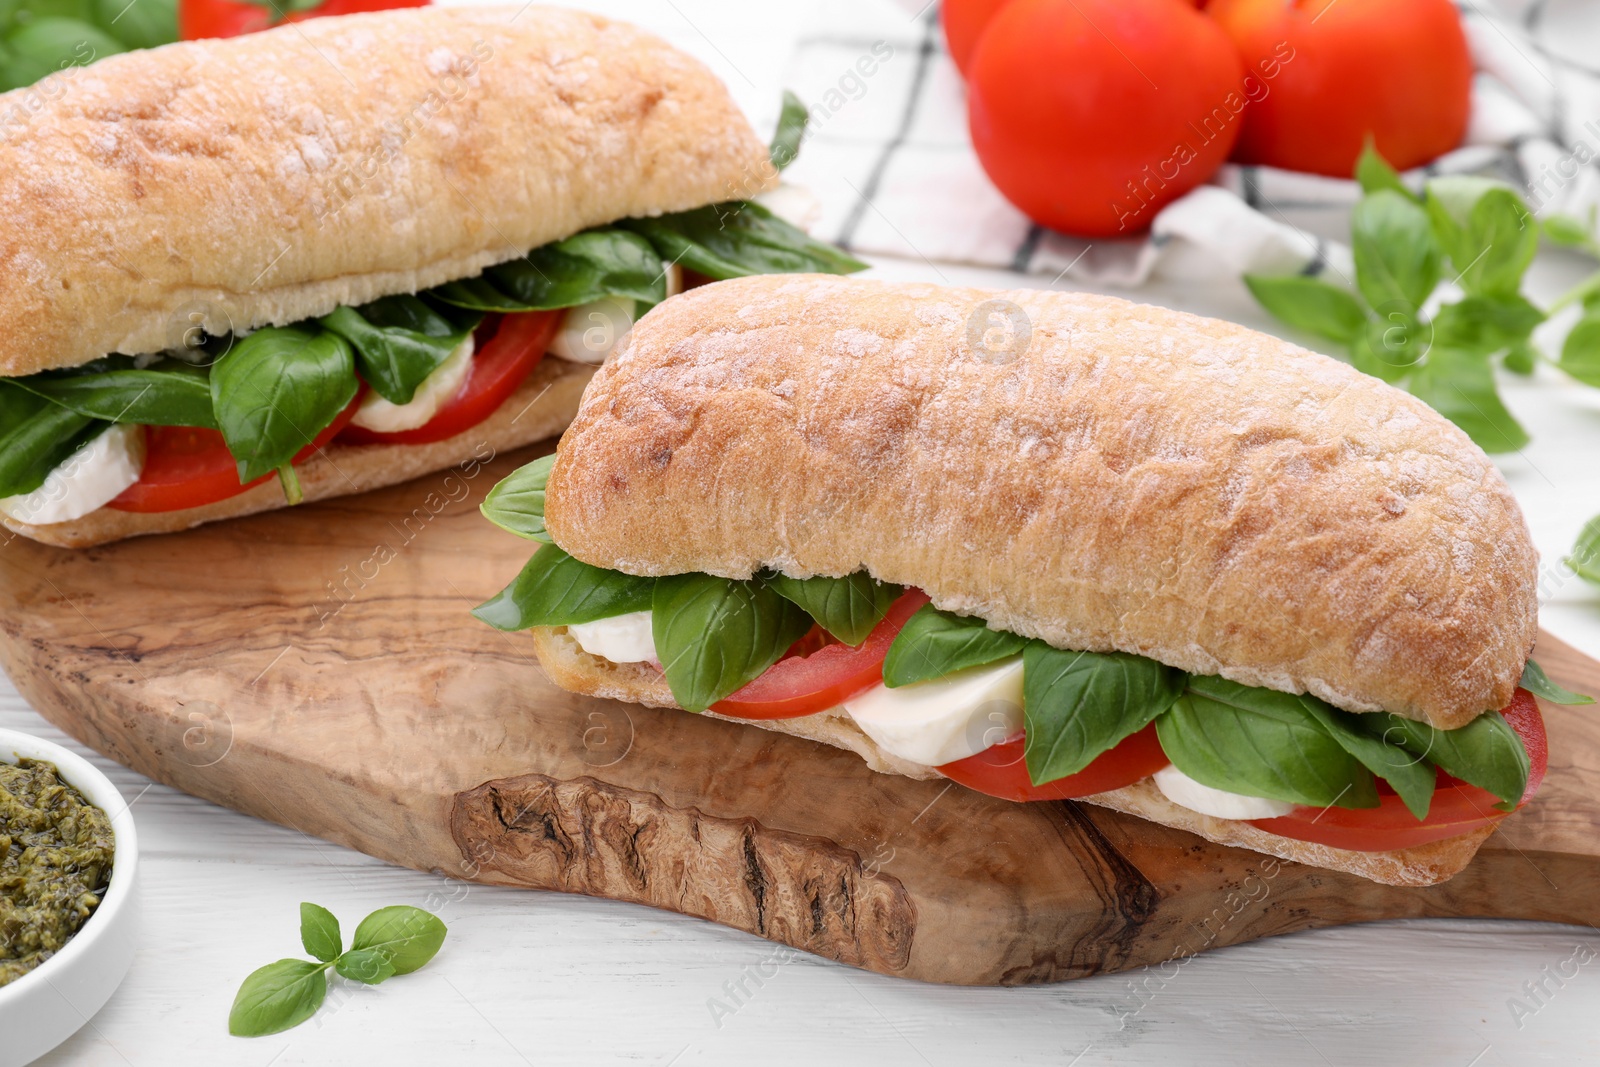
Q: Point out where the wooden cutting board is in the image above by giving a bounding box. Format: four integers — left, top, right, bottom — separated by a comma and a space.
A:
2, 443, 1597, 986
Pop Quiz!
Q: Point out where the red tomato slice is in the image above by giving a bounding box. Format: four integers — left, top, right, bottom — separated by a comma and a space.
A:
108, 391, 364, 513
937, 722, 1170, 802
337, 310, 562, 448
711, 591, 931, 720
180, 0, 428, 40
1250, 688, 1548, 851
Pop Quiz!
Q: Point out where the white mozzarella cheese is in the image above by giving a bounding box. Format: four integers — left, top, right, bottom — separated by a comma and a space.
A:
754, 183, 823, 233
349, 335, 475, 433
0, 422, 145, 526
1152, 763, 1296, 820
547, 297, 636, 364
843, 658, 1025, 767
567, 611, 659, 666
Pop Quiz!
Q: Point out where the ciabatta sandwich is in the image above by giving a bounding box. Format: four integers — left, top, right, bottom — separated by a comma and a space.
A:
474, 274, 1588, 888
0, 6, 859, 548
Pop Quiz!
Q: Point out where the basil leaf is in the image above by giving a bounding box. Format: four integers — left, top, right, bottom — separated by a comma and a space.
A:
652, 573, 813, 711
0, 18, 122, 92
299, 902, 341, 964
227, 959, 329, 1037
1407, 346, 1529, 454
1022, 645, 1184, 785
1352, 190, 1440, 313
93, 0, 177, 49
13, 357, 217, 427
882, 604, 1029, 688
626, 200, 867, 280
350, 906, 447, 975
481, 453, 555, 543
1559, 309, 1600, 388
769, 89, 808, 171
210, 325, 358, 483
1156, 677, 1380, 809
334, 947, 397, 986
472, 545, 655, 631
429, 229, 666, 313
1502, 340, 1538, 376
1543, 213, 1595, 249
766, 571, 902, 646
1425, 176, 1504, 261
0, 386, 105, 498
1355, 141, 1414, 201
1459, 188, 1540, 298
1361, 711, 1529, 812
1520, 660, 1594, 705
1298, 702, 1438, 819
1244, 274, 1368, 344
1349, 328, 1412, 384
320, 295, 479, 406
1570, 514, 1600, 587
1430, 295, 1545, 357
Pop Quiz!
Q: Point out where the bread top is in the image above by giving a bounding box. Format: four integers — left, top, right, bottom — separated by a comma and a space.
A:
0, 5, 774, 377
544, 275, 1539, 730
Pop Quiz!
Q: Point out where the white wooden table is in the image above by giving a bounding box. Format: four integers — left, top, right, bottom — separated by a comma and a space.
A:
7, 1, 1600, 1063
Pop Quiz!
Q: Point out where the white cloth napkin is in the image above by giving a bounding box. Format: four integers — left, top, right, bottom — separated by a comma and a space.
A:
778, 0, 1600, 287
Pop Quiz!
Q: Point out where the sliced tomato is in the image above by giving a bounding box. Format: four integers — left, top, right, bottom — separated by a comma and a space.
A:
1249, 688, 1548, 851
180, 0, 429, 40
937, 722, 1170, 802
108, 392, 364, 513
338, 310, 562, 448
711, 591, 931, 720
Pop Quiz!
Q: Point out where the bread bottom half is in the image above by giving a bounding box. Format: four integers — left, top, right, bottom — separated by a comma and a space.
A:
3, 359, 595, 549
529, 625, 1496, 887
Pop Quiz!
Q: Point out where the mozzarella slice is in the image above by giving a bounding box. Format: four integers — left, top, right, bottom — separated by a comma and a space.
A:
547, 297, 635, 364
754, 183, 823, 233
843, 658, 1025, 767
1152, 764, 1296, 820
567, 611, 658, 666
350, 335, 475, 433
0, 422, 145, 525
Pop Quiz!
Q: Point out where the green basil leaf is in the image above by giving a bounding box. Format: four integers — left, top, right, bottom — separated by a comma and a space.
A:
1559, 310, 1600, 388
0, 18, 121, 92
1244, 274, 1369, 344
334, 947, 397, 986
92, 0, 176, 49
652, 573, 813, 711
769, 89, 808, 171
0, 385, 105, 498
1360, 711, 1529, 812
320, 295, 479, 406
1431, 295, 1545, 357
1502, 340, 1538, 376
1543, 213, 1595, 249
625, 200, 867, 280
227, 959, 329, 1037
299, 902, 341, 963
210, 325, 358, 483
1520, 660, 1595, 705
425, 274, 533, 314
13, 357, 216, 427
1022, 645, 1184, 785
472, 545, 655, 631
429, 229, 666, 313
1297, 702, 1438, 819
1425, 176, 1504, 263
1156, 677, 1380, 809
1352, 190, 1440, 313
1570, 514, 1600, 587
766, 571, 902, 646
1407, 346, 1529, 454
1349, 328, 1412, 384
350, 906, 447, 975
882, 604, 1029, 688
1355, 141, 1414, 201
480, 453, 555, 543
1460, 188, 1540, 298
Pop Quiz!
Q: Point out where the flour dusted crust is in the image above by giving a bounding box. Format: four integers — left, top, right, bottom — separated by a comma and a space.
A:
2, 359, 593, 548
529, 635, 1494, 886
0, 6, 774, 377
545, 275, 1539, 730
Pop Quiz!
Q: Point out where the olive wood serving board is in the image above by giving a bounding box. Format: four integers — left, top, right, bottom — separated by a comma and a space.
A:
2, 444, 1598, 986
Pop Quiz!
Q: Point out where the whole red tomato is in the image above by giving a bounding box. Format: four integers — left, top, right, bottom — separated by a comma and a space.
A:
967, 0, 1243, 238
944, 0, 1207, 76
180, 0, 429, 40
1207, 0, 1471, 176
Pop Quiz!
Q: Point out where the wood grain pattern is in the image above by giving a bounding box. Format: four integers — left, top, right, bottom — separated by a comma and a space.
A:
1, 442, 1597, 986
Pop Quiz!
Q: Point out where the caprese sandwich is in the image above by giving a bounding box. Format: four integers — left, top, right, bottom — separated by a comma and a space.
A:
474, 275, 1591, 888
0, 6, 858, 548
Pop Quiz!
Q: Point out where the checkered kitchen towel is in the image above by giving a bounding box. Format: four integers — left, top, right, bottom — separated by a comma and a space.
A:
778, 0, 1600, 288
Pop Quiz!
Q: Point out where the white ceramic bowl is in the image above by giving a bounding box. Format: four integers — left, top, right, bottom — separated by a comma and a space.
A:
0, 729, 140, 1067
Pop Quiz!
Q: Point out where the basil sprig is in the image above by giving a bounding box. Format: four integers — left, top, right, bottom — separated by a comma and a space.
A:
882, 604, 1028, 687
0, 383, 107, 498
480, 452, 556, 543
210, 326, 359, 483
766, 571, 902, 646
12, 357, 218, 428
429, 229, 668, 314
229, 903, 446, 1037
1021, 646, 1183, 784
472, 544, 655, 631
320, 295, 481, 406
652, 573, 813, 711
626, 201, 867, 280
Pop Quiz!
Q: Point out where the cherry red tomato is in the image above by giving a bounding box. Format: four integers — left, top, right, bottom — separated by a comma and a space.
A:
337, 310, 562, 448
1250, 689, 1548, 851
180, 0, 429, 40
943, 0, 1205, 76
108, 391, 363, 513
938, 723, 1171, 801
966, 0, 1243, 237
1207, 0, 1471, 176
712, 591, 931, 720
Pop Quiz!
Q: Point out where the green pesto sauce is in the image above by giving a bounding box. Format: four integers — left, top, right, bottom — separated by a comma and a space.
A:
0, 758, 114, 987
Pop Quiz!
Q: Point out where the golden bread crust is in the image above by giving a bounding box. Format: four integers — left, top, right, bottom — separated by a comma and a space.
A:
544, 275, 1538, 729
